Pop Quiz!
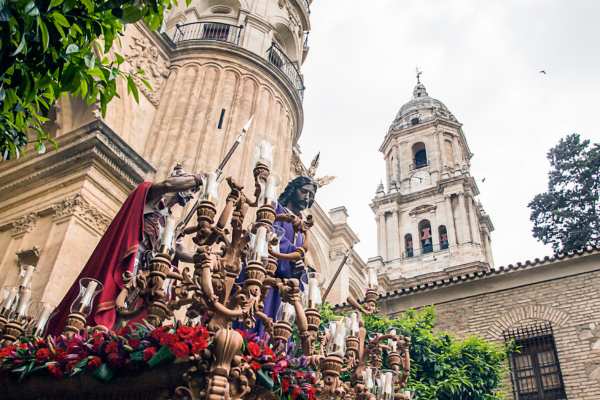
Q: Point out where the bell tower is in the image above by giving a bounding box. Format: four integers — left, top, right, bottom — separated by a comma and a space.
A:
369, 78, 494, 290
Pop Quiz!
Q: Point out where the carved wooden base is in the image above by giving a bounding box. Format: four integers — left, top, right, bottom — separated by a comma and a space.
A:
305, 308, 321, 332
256, 206, 276, 225
0, 315, 8, 334
148, 299, 170, 326
273, 321, 293, 343
63, 312, 86, 336
1, 319, 25, 343
388, 351, 401, 369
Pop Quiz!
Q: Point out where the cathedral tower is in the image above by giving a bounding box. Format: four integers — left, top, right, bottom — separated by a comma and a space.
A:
369, 79, 494, 290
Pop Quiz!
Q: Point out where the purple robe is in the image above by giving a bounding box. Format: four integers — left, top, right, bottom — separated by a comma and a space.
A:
261, 203, 305, 320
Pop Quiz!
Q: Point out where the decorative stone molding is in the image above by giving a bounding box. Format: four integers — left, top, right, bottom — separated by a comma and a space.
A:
51, 194, 112, 234
408, 204, 436, 217
10, 213, 38, 236
576, 322, 600, 382
487, 305, 570, 339
126, 35, 169, 105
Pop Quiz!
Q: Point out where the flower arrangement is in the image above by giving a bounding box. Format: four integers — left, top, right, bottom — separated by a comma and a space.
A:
0, 323, 209, 382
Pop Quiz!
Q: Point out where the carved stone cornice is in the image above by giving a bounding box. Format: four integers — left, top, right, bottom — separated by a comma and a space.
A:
0, 120, 155, 205
9, 213, 38, 236
51, 194, 111, 233
125, 34, 170, 106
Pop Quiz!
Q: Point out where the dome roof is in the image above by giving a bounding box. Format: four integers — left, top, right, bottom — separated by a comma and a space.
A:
389, 82, 457, 132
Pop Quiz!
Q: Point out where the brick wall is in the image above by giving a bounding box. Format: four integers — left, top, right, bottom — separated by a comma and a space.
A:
431, 269, 600, 399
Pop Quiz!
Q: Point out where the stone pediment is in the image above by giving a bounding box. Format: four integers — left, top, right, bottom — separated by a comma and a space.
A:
408, 204, 436, 216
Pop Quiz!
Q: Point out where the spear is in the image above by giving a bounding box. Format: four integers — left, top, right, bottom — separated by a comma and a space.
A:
177, 115, 254, 232
321, 245, 353, 303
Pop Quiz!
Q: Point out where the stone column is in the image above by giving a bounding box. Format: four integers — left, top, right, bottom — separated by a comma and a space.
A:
455, 193, 471, 244
387, 210, 400, 261
377, 213, 387, 260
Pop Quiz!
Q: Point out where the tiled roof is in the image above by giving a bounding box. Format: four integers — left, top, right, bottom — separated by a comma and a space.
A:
334, 245, 600, 308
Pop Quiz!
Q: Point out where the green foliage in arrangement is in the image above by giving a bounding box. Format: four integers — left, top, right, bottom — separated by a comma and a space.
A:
321, 304, 508, 400
0, 0, 189, 160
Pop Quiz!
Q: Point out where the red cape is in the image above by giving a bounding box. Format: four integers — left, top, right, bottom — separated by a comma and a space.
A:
48, 182, 152, 334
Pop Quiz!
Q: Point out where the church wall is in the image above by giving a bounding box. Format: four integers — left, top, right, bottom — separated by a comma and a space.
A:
380, 251, 600, 399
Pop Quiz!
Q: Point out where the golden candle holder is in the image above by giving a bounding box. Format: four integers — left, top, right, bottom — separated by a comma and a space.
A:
147, 299, 171, 326
305, 308, 321, 332
256, 205, 276, 226
0, 314, 8, 334
266, 255, 278, 276
1, 318, 26, 343
388, 351, 401, 369
63, 311, 86, 336
273, 320, 293, 343
346, 335, 360, 358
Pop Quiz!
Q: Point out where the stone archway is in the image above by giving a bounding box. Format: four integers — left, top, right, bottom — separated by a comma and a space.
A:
487, 305, 570, 340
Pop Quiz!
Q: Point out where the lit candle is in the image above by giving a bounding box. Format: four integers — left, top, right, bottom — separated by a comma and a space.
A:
20, 265, 35, 288
79, 280, 99, 312
34, 303, 54, 337
161, 215, 175, 251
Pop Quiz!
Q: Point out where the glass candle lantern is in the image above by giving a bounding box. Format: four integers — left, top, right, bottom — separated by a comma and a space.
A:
367, 264, 379, 289
263, 174, 279, 207
254, 140, 274, 168
276, 302, 296, 324
20, 265, 35, 288
307, 272, 321, 309
160, 214, 176, 251
202, 172, 219, 202
70, 278, 103, 316
1, 286, 19, 314
32, 302, 55, 337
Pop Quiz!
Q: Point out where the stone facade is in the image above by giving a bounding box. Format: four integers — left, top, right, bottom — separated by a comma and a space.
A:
369, 81, 494, 290
378, 246, 600, 399
0, 0, 365, 315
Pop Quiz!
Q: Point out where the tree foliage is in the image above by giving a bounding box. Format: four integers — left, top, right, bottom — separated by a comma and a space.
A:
528, 133, 600, 254
0, 0, 188, 160
321, 305, 507, 400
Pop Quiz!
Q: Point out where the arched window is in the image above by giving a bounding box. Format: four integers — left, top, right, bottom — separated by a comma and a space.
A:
439, 225, 449, 250
419, 219, 433, 254
404, 234, 414, 258
412, 142, 427, 169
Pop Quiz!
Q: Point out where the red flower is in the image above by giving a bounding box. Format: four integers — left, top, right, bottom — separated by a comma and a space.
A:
47, 363, 63, 379
92, 335, 105, 352
0, 345, 16, 359
281, 377, 291, 393
128, 339, 141, 349
263, 346, 275, 358
191, 337, 208, 354
117, 326, 131, 336
143, 347, 157, 362
247, 341, 261, 358
105, 341, 119, 354
250, 361, 261, 371
88, 356, 102, 370
291, 385, 302, 400
35, 348, 51, 362
159, 333, 177, 347
107, 352, 124, 368
54, 350, 68, 363
176, 326, 195, 340
306, 385, 317, 400
65, 360, 78, 373
196, 326, 208, 338
169, 342, 190, 359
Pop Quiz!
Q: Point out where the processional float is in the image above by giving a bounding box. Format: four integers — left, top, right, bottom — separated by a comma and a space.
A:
0, 119, 412, 400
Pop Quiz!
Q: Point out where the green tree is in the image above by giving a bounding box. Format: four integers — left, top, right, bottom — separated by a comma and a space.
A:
0, 0, 188, 160
322, 305, 507, 400
528, 133, 600, 254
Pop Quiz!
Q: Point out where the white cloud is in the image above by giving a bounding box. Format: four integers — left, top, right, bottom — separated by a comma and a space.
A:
299, 0, 600, 266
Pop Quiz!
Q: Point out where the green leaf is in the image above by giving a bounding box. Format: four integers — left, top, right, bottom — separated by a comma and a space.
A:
92, 364, 114, 382
140, 77, 152, 91
80, 0, 94, 13
10, 34, 26, 56
126, 75, 139, 103
24, 1, 39, 16
257, 369, 274, 389
79, 78, 88, 97
88, 67, 104, 80
65, 44, 79, 54
48, 0, 64, 10
38, 17, 49, 51
121, 6, 143, 23
51, 12, 70, 28
115, 53, 124, 65
147, 346, 174, 368
84, 54, 95, 69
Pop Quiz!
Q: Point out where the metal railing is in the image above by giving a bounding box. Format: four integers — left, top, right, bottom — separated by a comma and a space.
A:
172, 22, 242, 45
267, 43, 305, 99
404, 242, 449, 258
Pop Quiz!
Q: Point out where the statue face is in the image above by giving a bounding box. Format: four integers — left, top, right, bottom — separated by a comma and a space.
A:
290, 183, 316, 213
